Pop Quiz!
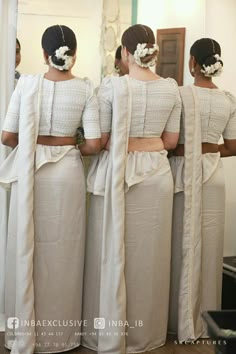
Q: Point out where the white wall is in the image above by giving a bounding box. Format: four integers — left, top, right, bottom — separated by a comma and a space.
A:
138, 0, 236, 256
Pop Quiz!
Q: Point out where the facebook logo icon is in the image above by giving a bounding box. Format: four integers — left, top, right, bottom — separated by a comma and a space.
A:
7, 317, 19, 329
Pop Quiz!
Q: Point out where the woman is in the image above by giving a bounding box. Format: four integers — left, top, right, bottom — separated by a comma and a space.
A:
15, 38, 21, 81
168, 38, 236, 342
0, 25, 100, 353
82, 24, 181, 353
114, 45, 129, 76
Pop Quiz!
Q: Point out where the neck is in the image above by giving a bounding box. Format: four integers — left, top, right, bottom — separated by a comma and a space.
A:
44, 67, 75, 81
193, 74, 217, 89
128, 64, 160, 80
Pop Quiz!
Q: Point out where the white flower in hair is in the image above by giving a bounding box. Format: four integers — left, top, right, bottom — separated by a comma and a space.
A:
55, 46, 69, 59
49, 45, 73, 71
201, 54, 223, 77
133, 43, 159, 68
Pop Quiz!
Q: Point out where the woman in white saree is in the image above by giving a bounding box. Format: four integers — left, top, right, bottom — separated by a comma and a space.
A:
168, 38, 236, 342
0, 25, 100, 354
82, 24, 181, 354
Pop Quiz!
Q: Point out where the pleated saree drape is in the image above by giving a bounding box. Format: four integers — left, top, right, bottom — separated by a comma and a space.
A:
0, 75, 43, 354
0, 0, 17, 331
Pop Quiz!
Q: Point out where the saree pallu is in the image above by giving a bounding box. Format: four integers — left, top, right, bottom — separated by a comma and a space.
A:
83, 141, 174, 351
168, 85, 225, 342
5, 148, 86, 353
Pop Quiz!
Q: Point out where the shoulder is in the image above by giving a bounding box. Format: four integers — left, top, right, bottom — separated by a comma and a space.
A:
71, 77, 96, 97
98, 76, 113, 93
160, 77, 180, 95
101, 76, 113, 88
164, 78, 179, 92
222, 90, 236, 105
165, 77, 179, 87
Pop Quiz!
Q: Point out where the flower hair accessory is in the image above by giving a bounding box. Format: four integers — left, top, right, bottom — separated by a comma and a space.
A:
200, 53, 223, 77
48, 46, 73, 71
133, 43, 159, 68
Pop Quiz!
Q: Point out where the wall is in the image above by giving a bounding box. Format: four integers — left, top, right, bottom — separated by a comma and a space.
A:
138, 0, 236, 256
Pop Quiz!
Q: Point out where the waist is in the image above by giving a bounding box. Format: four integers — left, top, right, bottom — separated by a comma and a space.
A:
128, 137, 164, 152
37, 135, 77, 146
173, 143, 219, 156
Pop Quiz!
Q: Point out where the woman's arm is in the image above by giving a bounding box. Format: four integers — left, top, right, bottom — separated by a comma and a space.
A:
219, 139, 236, 157
1, 131, 18, 148
78, 138, 101, 156
101, 133, 110, 150
161, 131, 179, 150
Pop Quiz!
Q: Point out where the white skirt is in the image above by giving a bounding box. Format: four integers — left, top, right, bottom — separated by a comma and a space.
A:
168, 154, 225, 341
5, 148, 86, 353
82, 150, 174, 353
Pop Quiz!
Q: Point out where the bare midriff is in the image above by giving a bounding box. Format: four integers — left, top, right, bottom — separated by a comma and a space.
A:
37, 135, 77, 146
128, 137, 164, 152
173, 143, 219, 156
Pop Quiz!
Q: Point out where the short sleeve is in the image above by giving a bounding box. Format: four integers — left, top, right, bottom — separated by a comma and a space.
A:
2, 76, 24, 133
164, 78, 181, 133
222, 91, 236, 140
97, 77, 113, 133
82, 79, 101, 139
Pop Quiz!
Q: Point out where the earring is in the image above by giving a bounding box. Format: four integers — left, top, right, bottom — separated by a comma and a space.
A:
191, 67, 195, 73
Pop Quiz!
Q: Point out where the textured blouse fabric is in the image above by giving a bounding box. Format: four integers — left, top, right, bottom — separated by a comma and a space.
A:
178, 86, 236, 144
98, 76, 181, 137
3, 75, 101, 139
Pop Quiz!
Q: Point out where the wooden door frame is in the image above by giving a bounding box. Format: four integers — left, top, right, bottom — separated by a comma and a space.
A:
156, 27, 186, 86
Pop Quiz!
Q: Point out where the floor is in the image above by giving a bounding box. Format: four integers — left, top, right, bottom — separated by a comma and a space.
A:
0, 332, 216, 354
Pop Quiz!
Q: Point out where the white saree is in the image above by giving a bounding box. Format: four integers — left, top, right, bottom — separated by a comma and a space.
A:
82, 76, 174, 353
168, 86, 225, 341
0, 75, 86, 353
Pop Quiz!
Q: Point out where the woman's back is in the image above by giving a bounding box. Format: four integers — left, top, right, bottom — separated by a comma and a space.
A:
178, 86, 236, 144
3, 76, 100, 140
99, 76, 180, 138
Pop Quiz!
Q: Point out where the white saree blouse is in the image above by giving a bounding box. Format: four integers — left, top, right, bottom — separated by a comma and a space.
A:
178, 87, 236, 144
1, 75, 100, 185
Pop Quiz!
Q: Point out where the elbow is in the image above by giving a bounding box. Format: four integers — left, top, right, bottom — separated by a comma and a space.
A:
161, 132, 179, 151
87, 139, 102, 154
1, 131, 18, 148
1, 132, 10, 146
164, 141, 178, 150
163, 140, 178, 151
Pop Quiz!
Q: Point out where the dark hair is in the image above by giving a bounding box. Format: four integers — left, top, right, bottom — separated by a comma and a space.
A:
41, 25, 77, 70
16, 38, 21, 49
121, 24, 157, 65
190, 38, 223, 74
115, 45, 122, 60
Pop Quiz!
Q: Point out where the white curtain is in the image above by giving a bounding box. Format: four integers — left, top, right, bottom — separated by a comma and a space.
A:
0, 0, 18, 331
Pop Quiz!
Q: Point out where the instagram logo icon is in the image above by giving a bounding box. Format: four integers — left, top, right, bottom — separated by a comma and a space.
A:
94, 318, 105, 329
7, 317, 19, 329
